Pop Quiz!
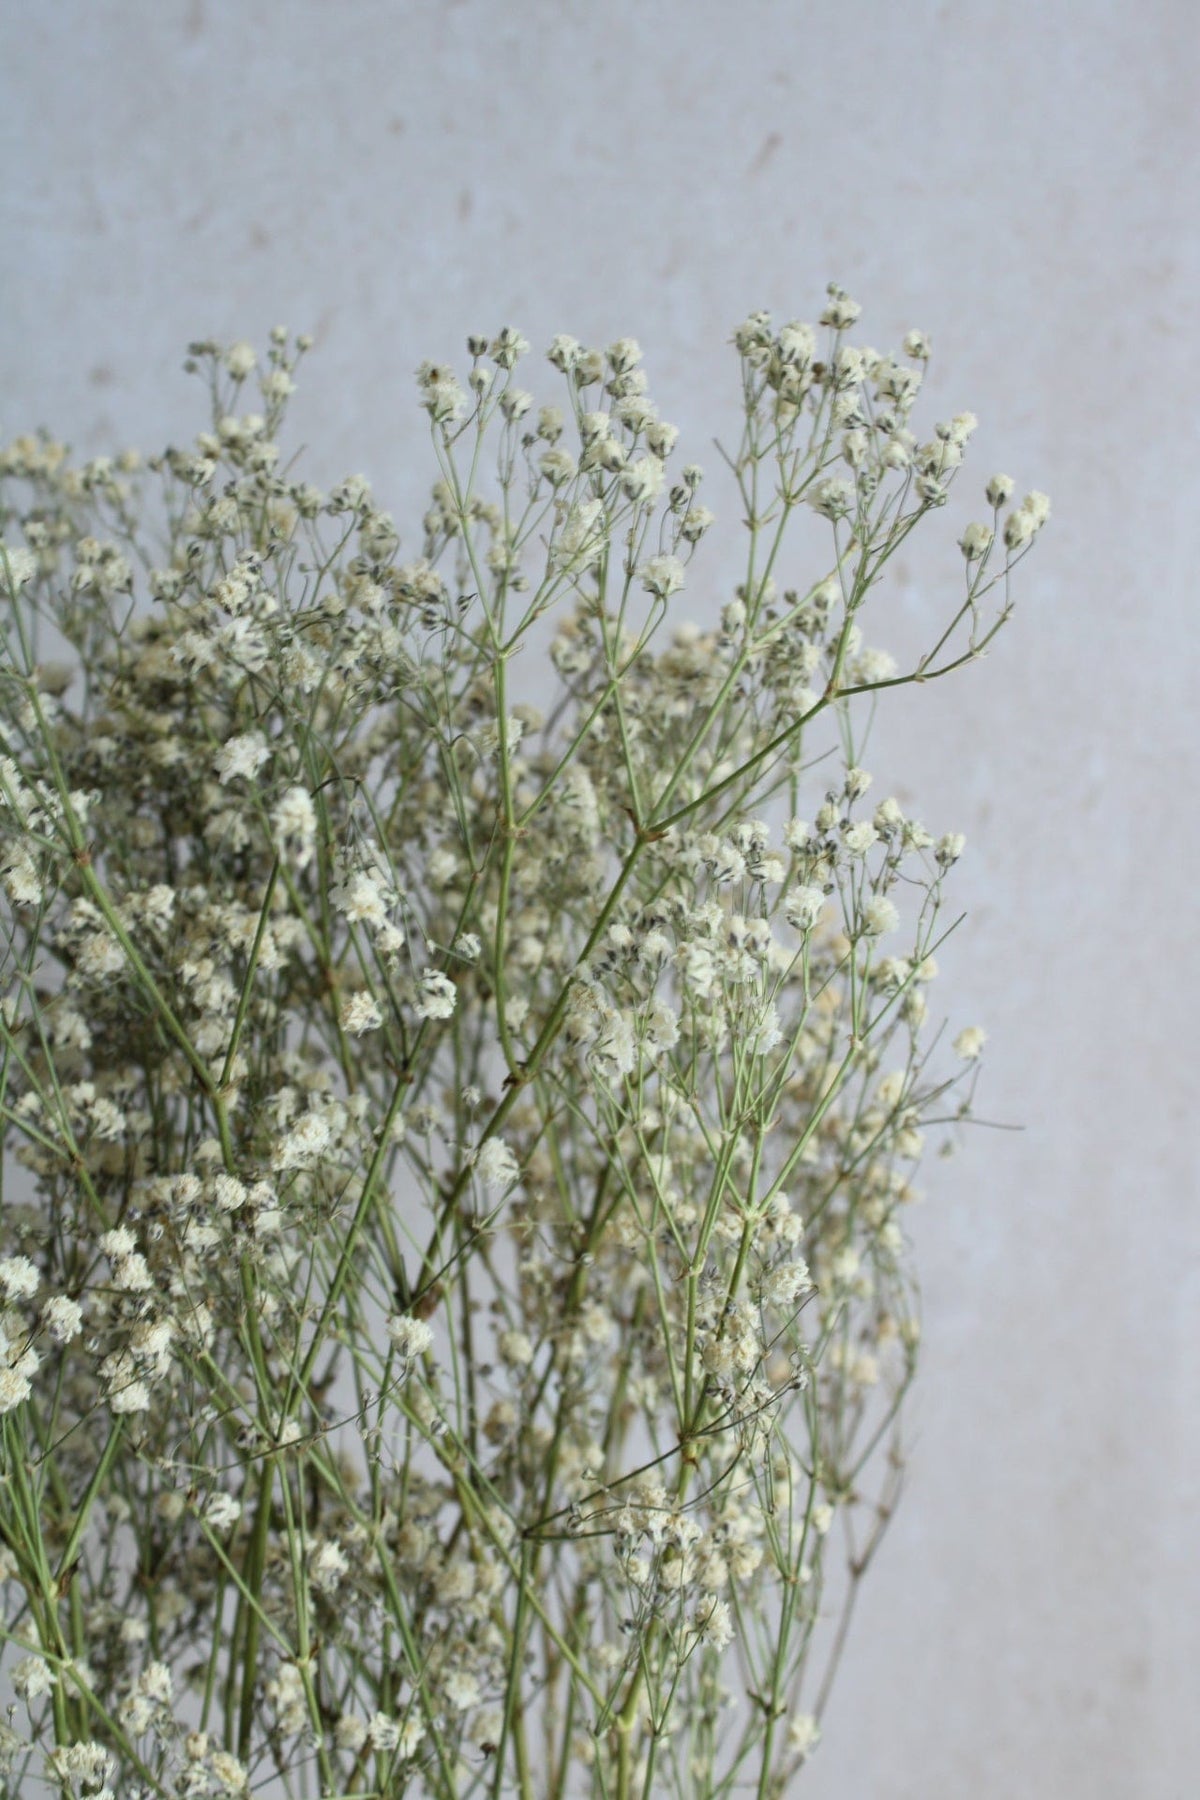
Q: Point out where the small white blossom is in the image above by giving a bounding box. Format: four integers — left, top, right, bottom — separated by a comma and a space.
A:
808, 476, 855, 519
335, 1715, 369, 1753
695, 1596, 735, 1650
341, 991, 383, 1035
953, 1025, 987, 1060
788, 1713, 821, 1758
367, 1712, 401, 1751
785, 886, 825, 931
959, 521, 994, 561
0, 1363, 35, 1413
639, 554, 686, 599
12, 1655, 57, 1701
109, 1378, 152, 1415
386, 1314, 433, 1360
308, 1539, 350, 1594
214, 731, 270, 785
498, 1329, 534, 1367
0, 1256, 39, 1300
42, 1295, 83, 1342
272, 786, 317, 869
761, 1260, 812, 1306
489, 327, 530, 369
843, 820, 878, 856
861, 895, 900, 936
224, 341, 257, 379
414, 967, 456, 1021
273, 1110, 332, 1170
554, 497, 606, 570
443, 1669, 480, 1711
332, 871, 390, 928
204, 1492, 242, 1531
1, 542, 38, 589
416, 361, 467, 423
472, 1136, 520, 1191
210, 1751, 249, 1794
546, 333, 581, 372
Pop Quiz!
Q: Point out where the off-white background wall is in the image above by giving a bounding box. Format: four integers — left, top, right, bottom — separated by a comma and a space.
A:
3, 3, 1197, 1795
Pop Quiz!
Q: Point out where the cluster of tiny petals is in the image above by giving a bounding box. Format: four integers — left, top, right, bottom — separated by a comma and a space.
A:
0, 302, 1042, 1798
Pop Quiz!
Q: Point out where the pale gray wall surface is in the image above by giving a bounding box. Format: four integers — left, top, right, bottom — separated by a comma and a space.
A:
2, 3, 1198, 1795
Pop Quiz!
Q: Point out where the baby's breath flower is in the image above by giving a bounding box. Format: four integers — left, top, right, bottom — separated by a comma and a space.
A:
204, 1492, 242, 1531
308, 1539, 350, 1593
336, 869, 388, 926
224, 341, 257, 379
0, 1357, 36, 1413
12, 1656, 56, 1702
953, 1025, 987, 1059
444, 1669, 480, 1711
499, 386, 533, 422
335, 1713, 369, 1753
680, 503, 715, 542
367, 1706, 402, 1749
843, 819, 878, 856
546, 333, 581, 372
472, 1136, 520, 1191
386, 1314, 433, 1360
788, 1713, 821, 1757
959, 521, 994, 561
210, 1750, 249, 1794
42, 1295, 83, 1342
861, 895, 900, 936
414, 967, 456, 1021
820, 284, 862, 329
621, 455, 665, 504
498, 1328, 534, 1367
272, 785, 317, 869
695, 1595, 735, 1649
606, 336, 642, 373
214, 730, 270, 784
554, 497, 606, 571
273, 1109, 332, 1170
785, 885, 825, 931
0, 1256, 38, 1300
341, 991, 383, 1035
0, 543, 37, 590
639, 553, 685, 599
489, 327, 530, 369
539, 445, 577, 486
761, 1259, 812, 1306
416, 361, 467, 423
1004, 489, 1051, 550
260, 368, 295, 404
645, 418, 679, 459
108, 1377, 152, 1415
808, 475, 855, 519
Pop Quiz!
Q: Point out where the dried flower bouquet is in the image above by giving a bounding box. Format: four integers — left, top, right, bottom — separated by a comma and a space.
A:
0, 288, 1046, 1799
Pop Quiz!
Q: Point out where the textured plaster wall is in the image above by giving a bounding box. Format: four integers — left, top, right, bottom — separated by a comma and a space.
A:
2, 3, 1198, 1795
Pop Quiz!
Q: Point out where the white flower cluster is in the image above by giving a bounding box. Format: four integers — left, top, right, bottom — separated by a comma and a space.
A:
0, 300, 1042, 1799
